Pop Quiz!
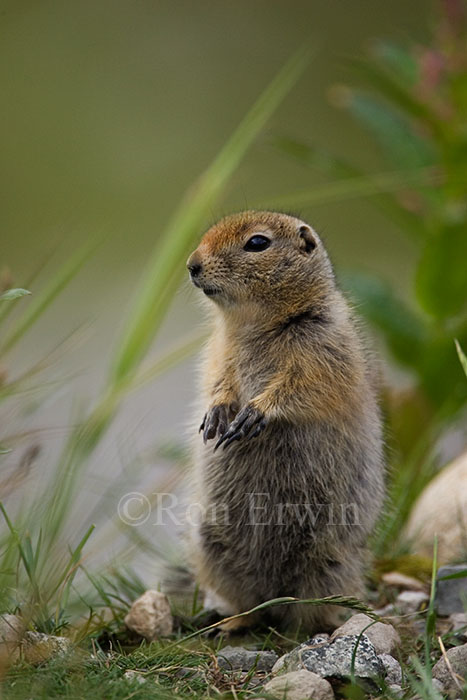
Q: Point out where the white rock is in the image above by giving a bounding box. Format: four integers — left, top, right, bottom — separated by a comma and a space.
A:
388, 684, 403, 698
405, 450, 467, 563
124, 590, 173, 640
272, 634, 383, 681
272, 635, 329, 676
331, 613, 401, 655
395, 590, 429, 614
263, 670, 334, 700
217, 645, 278, 672
381, 572, 426, 591
378, 653, 402, 684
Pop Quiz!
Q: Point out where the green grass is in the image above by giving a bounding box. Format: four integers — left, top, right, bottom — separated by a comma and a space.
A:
3, 643, 212, 700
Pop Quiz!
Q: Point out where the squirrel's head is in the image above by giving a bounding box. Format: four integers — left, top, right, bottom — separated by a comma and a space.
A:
187, 211, 335, 315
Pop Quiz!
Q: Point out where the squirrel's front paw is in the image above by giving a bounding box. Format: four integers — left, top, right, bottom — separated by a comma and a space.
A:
214, 404, 267, 450
200, 403, 237, 444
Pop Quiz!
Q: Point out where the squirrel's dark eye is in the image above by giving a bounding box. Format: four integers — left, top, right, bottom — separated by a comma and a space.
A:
243, 235, 271, 252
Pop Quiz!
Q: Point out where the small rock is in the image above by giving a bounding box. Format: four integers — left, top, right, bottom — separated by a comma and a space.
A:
388, 684, 404, 698
273, 634, 383, 684
263, 670, 334, 700
405, 450, 467, 563
378, 653, 402, 685
432, 643, 467, 693
449, 612, 467, 639
272, 635, 330, 676
382, 572, 425, 591
123, 670, 146, 684
21, 631, 71, 665
395, 590, 429, 614
332, 613, 401, 655
124, 590, 173, 641
0, 614, 24, 660
436, 565, 467, 616
217, 645, 278, 672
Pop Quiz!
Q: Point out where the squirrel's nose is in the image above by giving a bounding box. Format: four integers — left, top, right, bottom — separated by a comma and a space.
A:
187, 262, 202, 278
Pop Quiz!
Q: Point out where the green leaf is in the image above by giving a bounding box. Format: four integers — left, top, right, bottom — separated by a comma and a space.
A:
455, 339, 467, 378
351, 58, 444, 140
342, 273, 428, 368
110, 47, 310, 385
0, 288, 31, 301
418, 328, 467, 407
370, 40, 418, 86
346, 92, 435, 170
416, 225, 467, 318
0, 254, 52, 328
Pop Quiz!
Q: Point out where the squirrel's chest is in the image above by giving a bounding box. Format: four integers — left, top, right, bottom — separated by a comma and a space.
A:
230, 340, 278, 400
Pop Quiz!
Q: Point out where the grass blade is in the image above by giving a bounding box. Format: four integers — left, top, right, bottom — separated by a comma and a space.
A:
262, 166, 441, 211
455, 339, 467, 378
408, 654, 443, 700
425, 536, 438, 670
0, 502, 40, 600
55, 524, 96, 619
438, 569, 467, 581
165, 594, 377, 649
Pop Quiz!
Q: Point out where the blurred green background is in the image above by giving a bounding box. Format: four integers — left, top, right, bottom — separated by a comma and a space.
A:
1, 0, 466, 632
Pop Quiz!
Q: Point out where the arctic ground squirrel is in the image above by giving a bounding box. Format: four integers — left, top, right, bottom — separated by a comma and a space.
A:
186, 210, 384, 632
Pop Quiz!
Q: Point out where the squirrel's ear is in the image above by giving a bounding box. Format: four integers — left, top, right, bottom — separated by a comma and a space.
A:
298, 225, 317, 254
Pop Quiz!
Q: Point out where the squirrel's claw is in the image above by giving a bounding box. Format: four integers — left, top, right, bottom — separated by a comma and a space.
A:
214, 405, 266, 450
202, 404, 229, 443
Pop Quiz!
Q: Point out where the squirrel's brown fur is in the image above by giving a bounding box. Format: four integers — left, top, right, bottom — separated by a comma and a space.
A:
186, 211, 384, 632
